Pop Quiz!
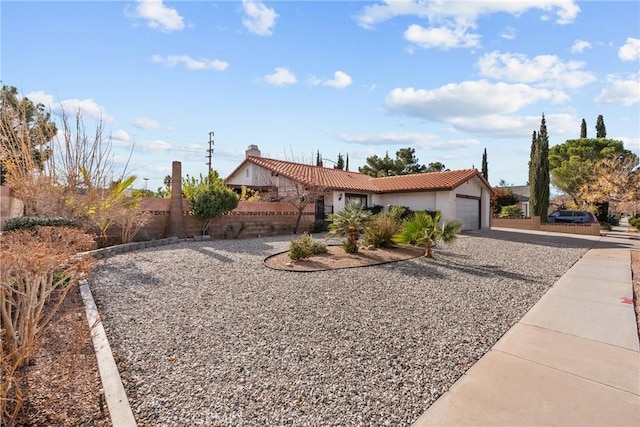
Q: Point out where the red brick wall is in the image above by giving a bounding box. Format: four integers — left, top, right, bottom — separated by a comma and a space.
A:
104, 199, 316, 244
491, 216, 601, 236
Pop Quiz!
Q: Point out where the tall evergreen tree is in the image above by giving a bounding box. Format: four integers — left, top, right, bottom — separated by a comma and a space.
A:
316, 150, 323, 166
596, 114, 606, 138
535, 114, 550, 219
580, 118, 587, 138
334, 153, 345, 170
530, 116, 551, 219
528, 130, 537, 187
481, 148, 488, 180
345, 153, 349, 171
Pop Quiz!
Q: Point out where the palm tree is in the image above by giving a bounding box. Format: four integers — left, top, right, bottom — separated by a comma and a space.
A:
392, 211, 462, 258
326, 200, 372, 253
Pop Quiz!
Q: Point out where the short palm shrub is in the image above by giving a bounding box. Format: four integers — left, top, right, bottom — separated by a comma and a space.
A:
393, 211, 463, 258
326, 201, 372, 254
288, 234, 327, 260
363, 213, 402, 248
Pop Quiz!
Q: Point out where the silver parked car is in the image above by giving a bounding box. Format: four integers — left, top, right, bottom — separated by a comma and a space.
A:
547, 210, 598, 224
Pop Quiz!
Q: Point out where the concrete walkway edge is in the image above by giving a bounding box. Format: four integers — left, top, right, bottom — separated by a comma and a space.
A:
412, 231, 640, 426
80, 280, 137, 427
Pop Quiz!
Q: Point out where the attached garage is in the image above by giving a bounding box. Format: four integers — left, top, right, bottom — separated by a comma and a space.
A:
456, 196, 480, 230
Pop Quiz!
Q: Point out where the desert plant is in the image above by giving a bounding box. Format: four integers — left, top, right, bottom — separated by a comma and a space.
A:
113, 192, 152, 244
326, 201, 372, 254
392, 211, 462, 258
288, 234, 327, 260
363, 213, 402, 248
0, 226, 94, 423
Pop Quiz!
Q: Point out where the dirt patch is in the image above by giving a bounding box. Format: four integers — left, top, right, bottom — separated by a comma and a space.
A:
264, 244, 425, 271
15, 287, 109, 427
632, 250, 640, 338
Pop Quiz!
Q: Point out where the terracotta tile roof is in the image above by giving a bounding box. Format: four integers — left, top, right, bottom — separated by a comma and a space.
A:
372, 169, 490, 192
228, 157, 492, 193
243, 157, 379, 192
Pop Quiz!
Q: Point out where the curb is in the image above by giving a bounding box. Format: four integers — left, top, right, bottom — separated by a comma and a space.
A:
80, 280, 137, 427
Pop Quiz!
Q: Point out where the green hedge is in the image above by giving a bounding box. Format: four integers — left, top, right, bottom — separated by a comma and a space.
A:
3, 216, 78, 232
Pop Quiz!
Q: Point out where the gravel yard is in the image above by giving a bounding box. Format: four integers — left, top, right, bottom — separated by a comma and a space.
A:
89, 231, 594, 426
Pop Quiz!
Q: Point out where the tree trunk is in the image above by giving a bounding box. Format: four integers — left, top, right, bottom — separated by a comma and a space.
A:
424, 245, 433, 258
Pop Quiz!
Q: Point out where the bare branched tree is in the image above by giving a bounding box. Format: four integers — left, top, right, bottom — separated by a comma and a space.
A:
258, 169, 326, 233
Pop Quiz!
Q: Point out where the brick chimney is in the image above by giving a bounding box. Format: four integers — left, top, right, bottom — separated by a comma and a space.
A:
245, 145, 261, 158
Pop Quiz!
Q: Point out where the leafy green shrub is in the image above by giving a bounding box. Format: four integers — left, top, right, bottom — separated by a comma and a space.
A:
3, 216, 78, 232
599, 222, 612, 231
629, 216, 640, 229
288, 234, 327, 260
363, 214, 402, 248
499, 204, 523, 218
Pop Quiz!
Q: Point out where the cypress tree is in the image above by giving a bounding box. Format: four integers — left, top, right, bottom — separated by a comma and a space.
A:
345, 154, 349, 171
580, 118, 587, 138
535, 114, 550, 220
528, 130, 539, 214
316, 150, 323, 166
335, 153, 345, 170
596, 114, 606, 138
481, 148, 488, 180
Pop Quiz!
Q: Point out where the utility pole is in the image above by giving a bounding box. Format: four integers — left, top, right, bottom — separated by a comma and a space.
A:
206, 131, 214, 173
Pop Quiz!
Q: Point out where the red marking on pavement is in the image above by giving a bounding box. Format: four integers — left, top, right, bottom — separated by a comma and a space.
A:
621, 297, 633, 305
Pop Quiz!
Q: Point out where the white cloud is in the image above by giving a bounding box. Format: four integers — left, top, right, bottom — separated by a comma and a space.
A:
449, 113, 578, 137
594, 75, 640, 106
264, 67, 297, 85
338, 131, 477, 150
127, 0, 185, 33
26, 91, 113, 122
477, 51, 596, 89
151, 54, 228, 71
571, 39, 591, 53
111, 130, 131, 141
356, 1, 580, 50
385, 80, 554, 121
134, 117, 162, 130
619, 37, 640, 61
242, 0, 278, 36
501, 26, 516, 40
309, 71, 353, 88
404, 24, 480, 50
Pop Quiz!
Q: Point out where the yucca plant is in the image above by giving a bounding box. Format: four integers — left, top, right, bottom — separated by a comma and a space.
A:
326, 200, 372, 253
392, 211, 463, 258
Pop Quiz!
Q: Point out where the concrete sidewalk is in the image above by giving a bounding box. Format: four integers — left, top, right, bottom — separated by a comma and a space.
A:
412, 230, 640, 427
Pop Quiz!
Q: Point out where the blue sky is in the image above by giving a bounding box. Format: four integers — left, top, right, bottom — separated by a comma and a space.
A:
2, 0, 639, 191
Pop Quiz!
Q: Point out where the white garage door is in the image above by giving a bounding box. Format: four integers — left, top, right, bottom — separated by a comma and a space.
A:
456, 197, 480, 230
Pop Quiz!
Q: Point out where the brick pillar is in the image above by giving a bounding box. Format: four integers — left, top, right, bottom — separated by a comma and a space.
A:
167, 161, 185, 238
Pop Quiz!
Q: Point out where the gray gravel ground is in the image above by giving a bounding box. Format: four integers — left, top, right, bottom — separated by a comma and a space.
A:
89, 231, 595, 426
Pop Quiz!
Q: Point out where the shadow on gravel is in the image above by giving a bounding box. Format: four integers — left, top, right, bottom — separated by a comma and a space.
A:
195, 237, 286, 256
464, 229, 628, 249
189, 245, 235, 263
432, 258, 544, 283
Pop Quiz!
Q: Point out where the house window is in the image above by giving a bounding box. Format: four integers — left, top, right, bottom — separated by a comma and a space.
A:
246, 168, 249, 178
345, 193, 367, 207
